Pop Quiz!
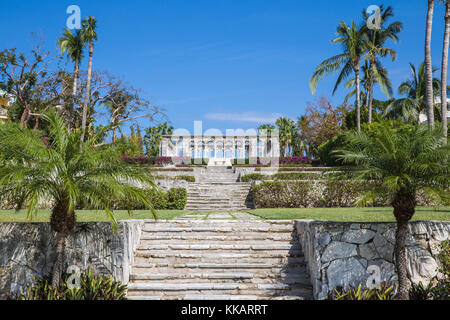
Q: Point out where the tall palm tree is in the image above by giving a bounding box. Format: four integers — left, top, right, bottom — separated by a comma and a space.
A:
362, 5, 402, 123
344, 60, 393, 107
310, 21, 366, 132
385, 62, 441, 123
58, 29, 85, 131
426, 0, 436, 128
276, 117, 296, 156
335, 123, 449, 299
80, 17, 98, 142
0, 110, 156, 287
441, 0, 450, 138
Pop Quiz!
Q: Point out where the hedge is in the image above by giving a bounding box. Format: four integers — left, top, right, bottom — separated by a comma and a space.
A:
252, 181, 439, 208
80, 188, 187, 210
241, 172, 325, 182
153, 175, 196, 182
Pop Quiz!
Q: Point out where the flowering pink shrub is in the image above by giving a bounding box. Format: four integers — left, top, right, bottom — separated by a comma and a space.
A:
122, 155, 173, 165
279, 156, 311, 165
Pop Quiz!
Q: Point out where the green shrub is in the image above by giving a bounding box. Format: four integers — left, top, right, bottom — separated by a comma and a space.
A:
19, 269, 127, 300
241, 173, 267, 182
241, 172, 325, 182
154, 175, 195, 182
322, 180, 365, 207
253, 181, 312, 208
318, 134, 347, 167
80, 187, 187, 210
327, 283, 394, 300
273, 172, 323, 180
166, 188, 187, 210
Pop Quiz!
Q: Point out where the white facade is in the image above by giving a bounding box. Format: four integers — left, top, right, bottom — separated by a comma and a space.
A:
160, 134, 280, 166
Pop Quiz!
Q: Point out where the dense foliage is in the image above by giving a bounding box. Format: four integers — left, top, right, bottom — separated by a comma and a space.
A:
18, 269, 127, 300
252, 180, 440, 209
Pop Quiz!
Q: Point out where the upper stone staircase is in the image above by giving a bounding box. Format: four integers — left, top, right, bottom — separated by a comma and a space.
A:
126, 220, 313, 300
185, 166, 254, 211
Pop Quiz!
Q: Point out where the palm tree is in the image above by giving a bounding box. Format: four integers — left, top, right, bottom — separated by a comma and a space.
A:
276, 117, 296, 156
57, 29, 85, 131
0, 110, 156, 287
385, 62, 442, 123
144, 122, 174, 156
344, 60, 393, 108
362, 5, 402, 123
258, 124, 275, 136
441, 0, 450, 138
310, 21, 366, 132
426, 0, 436, 128
80, 17, 98, 142
335, 123, 449, 299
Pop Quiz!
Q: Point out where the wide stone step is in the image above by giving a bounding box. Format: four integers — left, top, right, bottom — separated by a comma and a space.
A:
129, 272, 311, 284
130, 270, 309, 280
130, 263, 307, 273
139, 234, 295, 241
134, 256, 305, 266
142, 226, 295, 233
136, 243, 301, 251
128, 282, 311, 291
127, 285, 314, 299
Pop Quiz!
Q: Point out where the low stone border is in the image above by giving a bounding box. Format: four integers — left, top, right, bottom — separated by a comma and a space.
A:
295, 220, 450, 300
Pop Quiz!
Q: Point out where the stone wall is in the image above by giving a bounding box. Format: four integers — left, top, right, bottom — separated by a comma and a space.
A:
0, 220, 143, 299
295, 220, 450, 300
155, 179, 188, 191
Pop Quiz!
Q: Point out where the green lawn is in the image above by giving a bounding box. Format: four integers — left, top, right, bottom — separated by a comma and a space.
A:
1, 207, 449, 222
247, 207, 450, 222
0, 210, 186, 222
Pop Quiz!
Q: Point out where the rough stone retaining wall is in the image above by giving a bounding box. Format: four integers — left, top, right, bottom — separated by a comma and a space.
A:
155, 179, 188, 191
0, 220, 143, 299
295, 220, 450, 300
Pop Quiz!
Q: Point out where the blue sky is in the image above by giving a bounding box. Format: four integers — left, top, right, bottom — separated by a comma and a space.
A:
0, 0, 447, 135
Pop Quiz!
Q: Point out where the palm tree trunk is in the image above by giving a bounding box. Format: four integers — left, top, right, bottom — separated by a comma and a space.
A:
355, 65, 361, 132
52, 231, 67, 287
368, 60, 374, 124
425, 0, 435, 128
392, 192, 415, 300
68, 60, 80, 132
81, 40, 94, 142
442, 1, 450, 138
394, 219, 410, 300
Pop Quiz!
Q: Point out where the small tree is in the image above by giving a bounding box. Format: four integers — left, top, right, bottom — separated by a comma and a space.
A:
0, 110, 157, 287
335, 123, 449, 299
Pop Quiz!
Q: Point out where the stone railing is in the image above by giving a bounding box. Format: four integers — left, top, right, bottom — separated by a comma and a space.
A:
0, 220, 143, 299
295, 220, 450, 300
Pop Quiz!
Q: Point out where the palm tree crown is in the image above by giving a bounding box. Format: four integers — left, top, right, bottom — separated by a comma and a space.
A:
310, 20, 366, 132
335, 123, 449, 299
58, 29, 84, 63
0, 110, 156, 286
385, 62, 442, 122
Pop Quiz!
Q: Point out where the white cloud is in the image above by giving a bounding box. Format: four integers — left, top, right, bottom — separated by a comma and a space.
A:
204, 112, 282, 124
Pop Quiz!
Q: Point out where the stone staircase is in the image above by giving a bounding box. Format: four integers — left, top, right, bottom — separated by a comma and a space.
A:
185, 166, 254, 211
127, 220, 313, 300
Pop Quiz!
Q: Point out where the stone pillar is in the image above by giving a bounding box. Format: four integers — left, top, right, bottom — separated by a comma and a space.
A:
249, 137, 258, 165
